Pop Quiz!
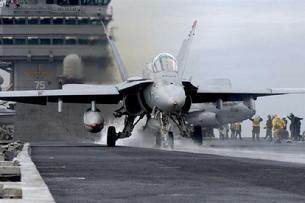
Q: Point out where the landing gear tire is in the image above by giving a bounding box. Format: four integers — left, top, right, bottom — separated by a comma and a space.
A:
168, 131, 174, 149
107, 126, 117, 147
192, 126, 203, 145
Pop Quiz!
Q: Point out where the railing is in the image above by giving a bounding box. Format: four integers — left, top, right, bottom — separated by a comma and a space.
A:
1, 4, 113, 17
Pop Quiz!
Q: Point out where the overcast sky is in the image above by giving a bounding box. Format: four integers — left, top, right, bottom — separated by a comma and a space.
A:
109, 0, 305, 133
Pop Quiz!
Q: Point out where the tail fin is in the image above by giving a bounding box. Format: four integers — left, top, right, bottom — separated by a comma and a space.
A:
102, 22, 129, 81
177, 20, 197, 80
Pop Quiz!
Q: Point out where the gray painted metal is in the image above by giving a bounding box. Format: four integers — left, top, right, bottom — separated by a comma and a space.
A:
186, 102, 255, 127
102, 22, 129, 81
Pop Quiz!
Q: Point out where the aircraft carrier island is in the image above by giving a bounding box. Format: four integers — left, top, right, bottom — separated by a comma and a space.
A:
0, 0, 118, 142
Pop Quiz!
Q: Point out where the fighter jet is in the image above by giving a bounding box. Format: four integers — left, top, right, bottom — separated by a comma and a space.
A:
143, 79, 255, 145
185, 101, 254, 143
0, 21, 302, 147
181, 80, 254, 143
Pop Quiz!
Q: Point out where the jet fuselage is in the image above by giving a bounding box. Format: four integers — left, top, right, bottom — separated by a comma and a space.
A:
143, 53, 186, 113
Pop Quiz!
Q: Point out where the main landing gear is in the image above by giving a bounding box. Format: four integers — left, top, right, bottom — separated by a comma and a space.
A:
107, 107, 190, 148
107, 126, 117, 147
106, 113, 145, 147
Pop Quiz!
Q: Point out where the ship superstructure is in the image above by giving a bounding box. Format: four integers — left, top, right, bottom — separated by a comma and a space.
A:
0, 0, 113, 90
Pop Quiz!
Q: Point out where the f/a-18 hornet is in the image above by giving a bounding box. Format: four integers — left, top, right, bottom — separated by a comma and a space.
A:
0, 21, 302, 147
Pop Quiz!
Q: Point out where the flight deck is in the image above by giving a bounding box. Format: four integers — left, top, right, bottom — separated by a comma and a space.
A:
31, 143, 305, 203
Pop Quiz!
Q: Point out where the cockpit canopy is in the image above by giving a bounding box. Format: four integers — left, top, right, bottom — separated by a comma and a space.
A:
152, 53, 178, 73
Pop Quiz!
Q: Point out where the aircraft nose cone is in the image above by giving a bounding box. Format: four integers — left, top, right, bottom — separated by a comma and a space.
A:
155, 84, 186, 112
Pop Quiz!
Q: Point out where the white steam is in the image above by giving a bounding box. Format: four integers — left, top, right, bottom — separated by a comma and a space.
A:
96, 117, 305, 165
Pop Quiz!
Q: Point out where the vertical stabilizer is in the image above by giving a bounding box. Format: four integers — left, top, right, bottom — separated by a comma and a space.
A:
177, 20, 197, 80
102, 22, 129, 81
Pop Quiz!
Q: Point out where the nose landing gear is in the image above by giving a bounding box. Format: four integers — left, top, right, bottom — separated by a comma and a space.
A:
154, 112, 175, 149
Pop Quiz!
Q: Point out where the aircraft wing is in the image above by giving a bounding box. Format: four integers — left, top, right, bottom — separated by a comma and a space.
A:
0, 78, 154, 105
0, 84, 121, 104
189, 86, 305, 103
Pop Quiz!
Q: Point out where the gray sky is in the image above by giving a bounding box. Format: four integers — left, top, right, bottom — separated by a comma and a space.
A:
109, 0, 305, 133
